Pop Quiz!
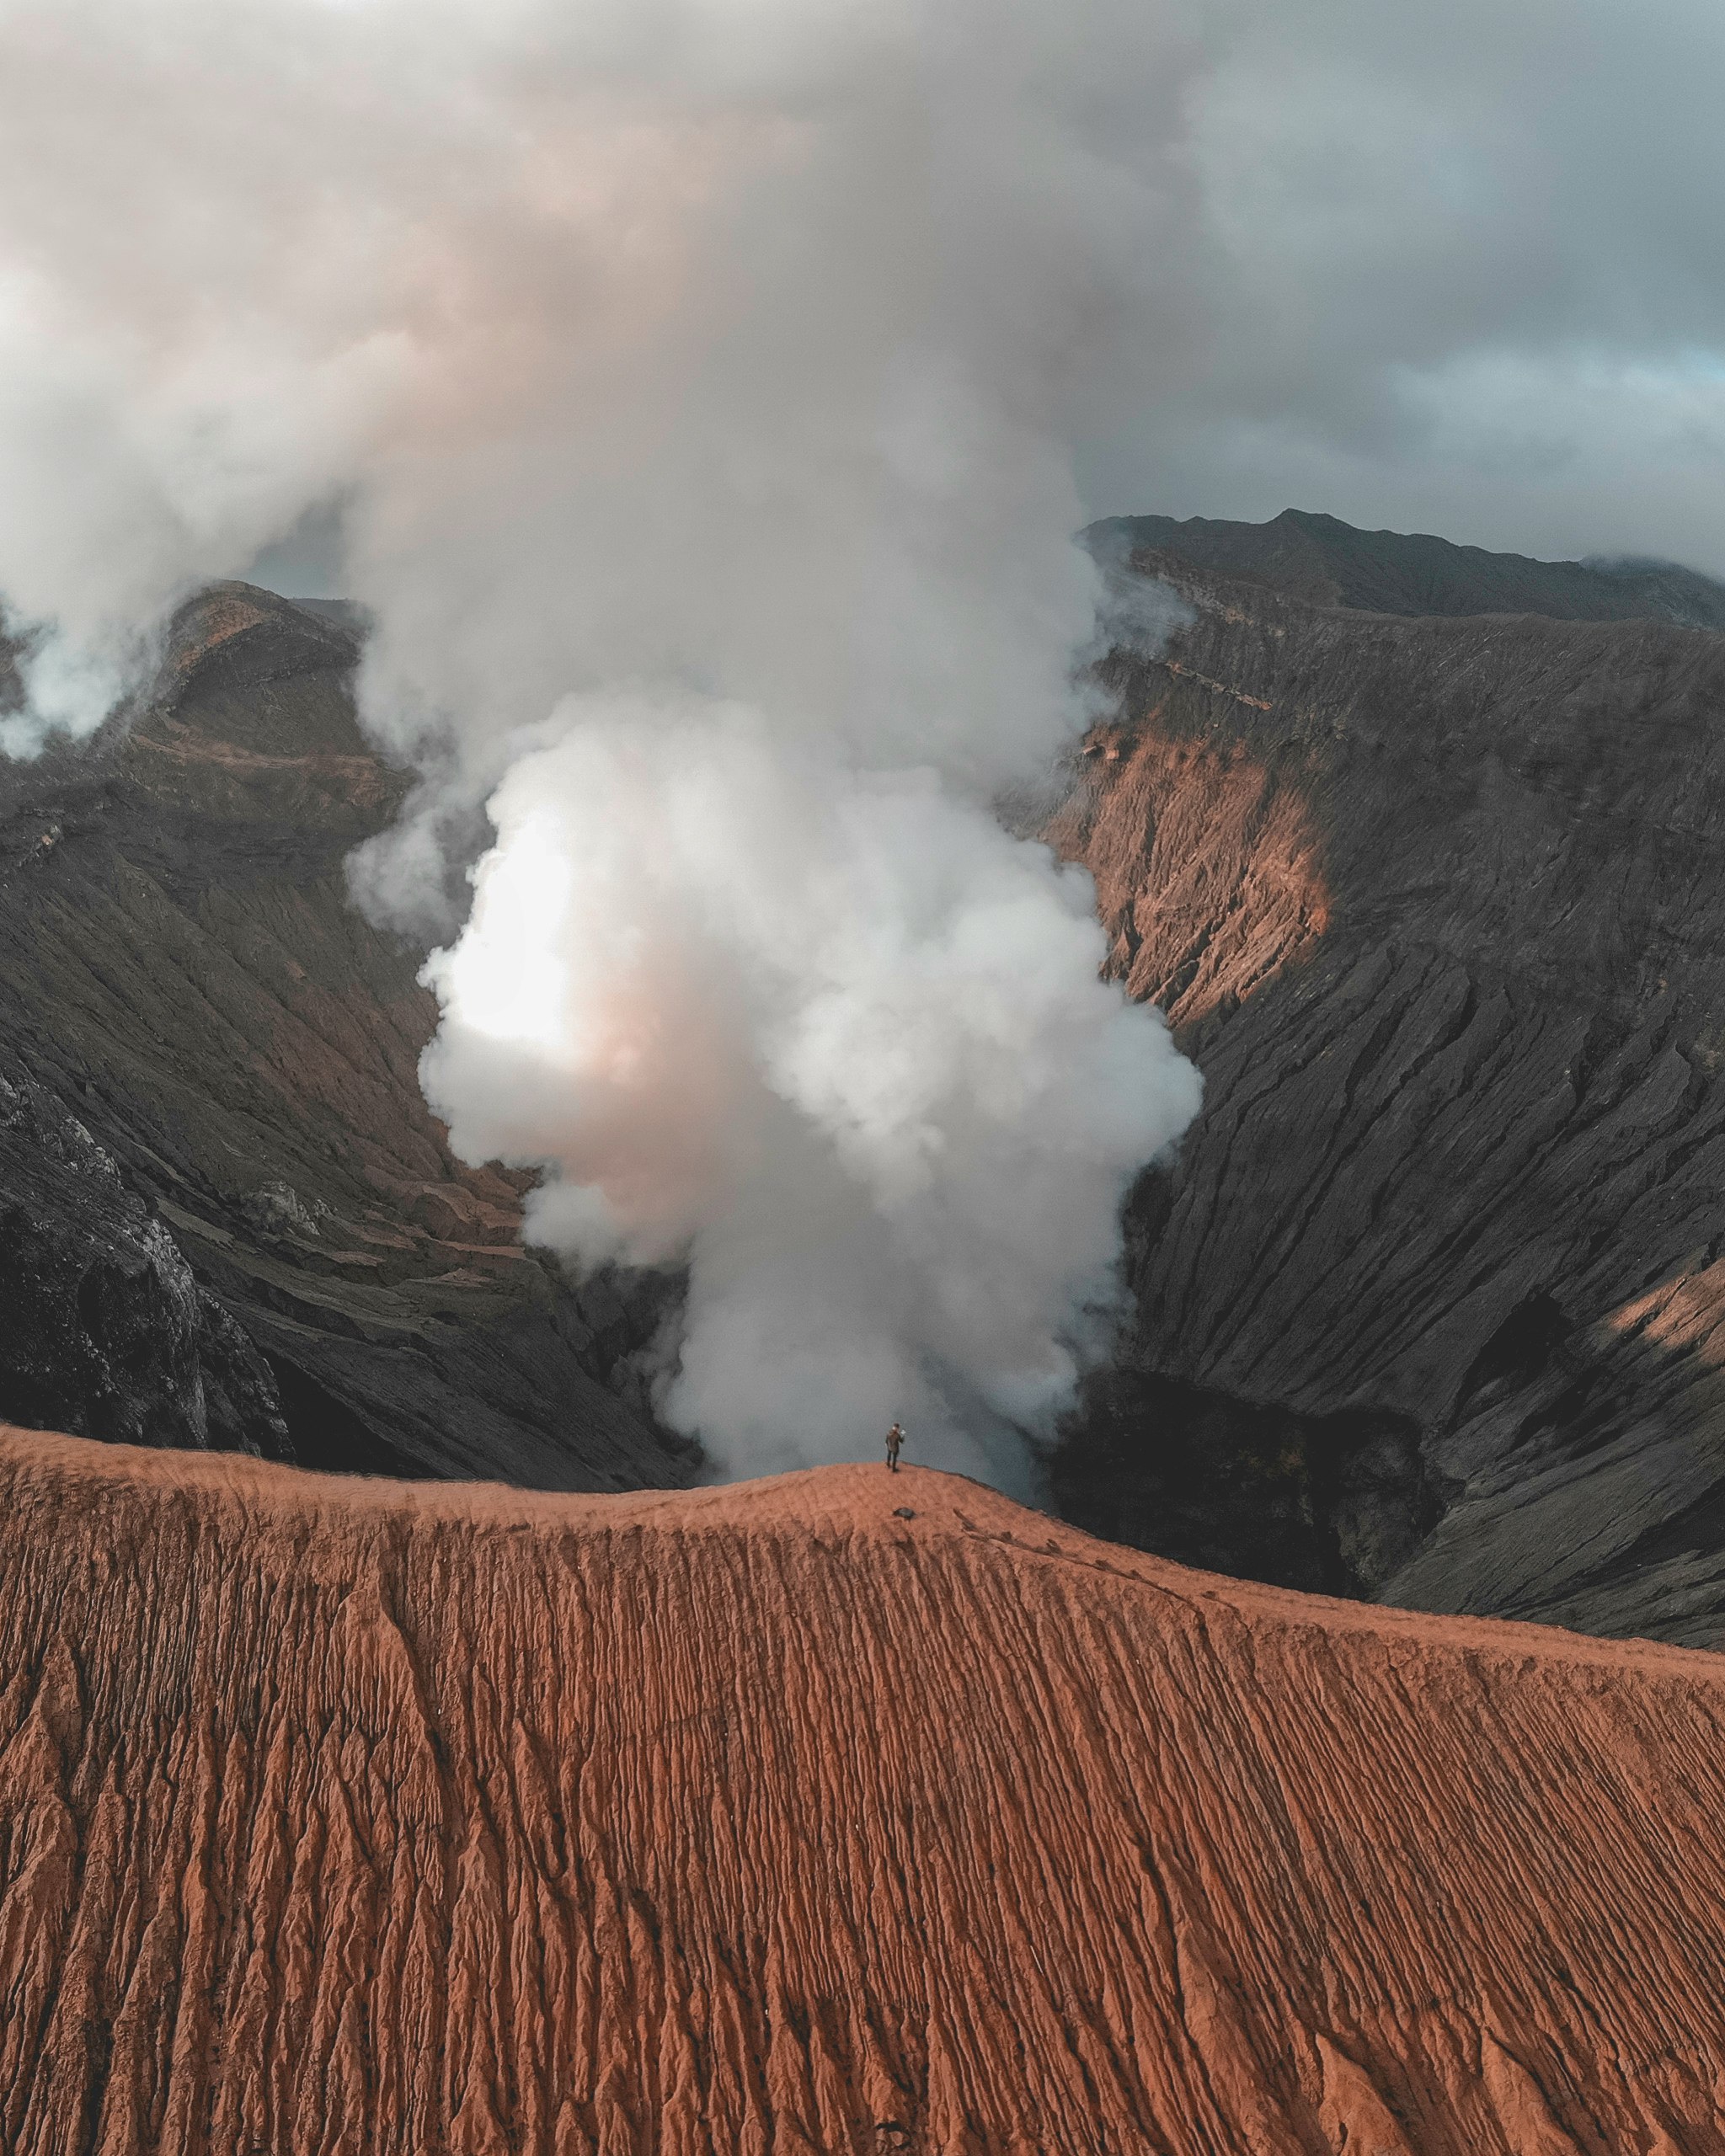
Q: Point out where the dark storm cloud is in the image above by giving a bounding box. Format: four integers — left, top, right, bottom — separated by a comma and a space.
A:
1079, 0, 1725, 569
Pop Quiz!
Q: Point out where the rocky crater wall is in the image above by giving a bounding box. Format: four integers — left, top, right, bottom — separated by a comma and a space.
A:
0, 584, 691, 1492
1054, 544, 1725, 1643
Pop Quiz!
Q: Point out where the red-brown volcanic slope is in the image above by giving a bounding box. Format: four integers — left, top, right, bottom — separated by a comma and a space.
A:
2, 1429, 1722, 2154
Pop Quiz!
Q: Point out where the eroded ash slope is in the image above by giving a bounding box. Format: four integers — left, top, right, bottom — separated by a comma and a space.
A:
1054, 522, 1725, 1643
3, 1428, 1723, 2155
0, 584, 688, 1489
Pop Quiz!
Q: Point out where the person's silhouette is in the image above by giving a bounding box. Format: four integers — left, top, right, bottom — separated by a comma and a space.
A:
884, 1422, 905, 1473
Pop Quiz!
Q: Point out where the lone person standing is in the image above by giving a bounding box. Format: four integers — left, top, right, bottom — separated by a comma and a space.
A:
885, 1422, 905, 1474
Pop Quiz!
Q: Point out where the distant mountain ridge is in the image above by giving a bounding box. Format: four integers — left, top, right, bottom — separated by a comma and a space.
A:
1086, 505, 1725, 628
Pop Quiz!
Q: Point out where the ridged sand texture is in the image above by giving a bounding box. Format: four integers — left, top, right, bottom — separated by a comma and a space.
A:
2, 1427, 1722, 2153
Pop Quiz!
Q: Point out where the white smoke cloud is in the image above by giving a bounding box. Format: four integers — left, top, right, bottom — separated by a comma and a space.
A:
0, 0, 1203, 1477
423, 703, 1199, 1480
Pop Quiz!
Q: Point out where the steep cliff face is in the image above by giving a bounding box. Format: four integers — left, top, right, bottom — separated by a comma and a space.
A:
1, 1427, 1722, 2155
1054, 534, 1725, 1643
0, 584, 688, 1488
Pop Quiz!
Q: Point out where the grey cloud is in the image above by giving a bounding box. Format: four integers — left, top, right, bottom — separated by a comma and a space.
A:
1080, 0, 1725, 570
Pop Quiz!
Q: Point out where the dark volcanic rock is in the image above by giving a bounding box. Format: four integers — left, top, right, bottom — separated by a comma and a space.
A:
1055, 1368, 1434, 1600
0, 1074, 289, 1455
1052, 533, 1725, 1644
0, 583, 690, 1489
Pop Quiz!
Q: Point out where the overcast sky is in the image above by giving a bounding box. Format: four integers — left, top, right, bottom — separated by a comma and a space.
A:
1068, 0, 1725, 571
242, 0, 1725, 590
6, 0, 1722, 624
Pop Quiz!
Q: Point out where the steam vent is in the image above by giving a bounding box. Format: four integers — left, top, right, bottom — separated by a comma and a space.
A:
3, 1425, 1722, 2153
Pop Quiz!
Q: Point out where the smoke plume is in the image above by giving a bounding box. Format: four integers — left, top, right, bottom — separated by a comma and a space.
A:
0, 0, 1201, 1480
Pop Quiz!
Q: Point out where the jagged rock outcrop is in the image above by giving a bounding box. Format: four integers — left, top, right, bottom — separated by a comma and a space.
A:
0, 1076, 289, 1455
1054, 518, 1725, 1644
2, 1427, 1722, 2155
0, 583, 688, 1488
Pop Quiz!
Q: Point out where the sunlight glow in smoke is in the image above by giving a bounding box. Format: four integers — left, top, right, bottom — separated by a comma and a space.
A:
424, 699, 1201, 1481
444, 812, 577, 1054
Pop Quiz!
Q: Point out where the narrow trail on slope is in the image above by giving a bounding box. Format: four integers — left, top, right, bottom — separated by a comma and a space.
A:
0, 1426, 1721, 2153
